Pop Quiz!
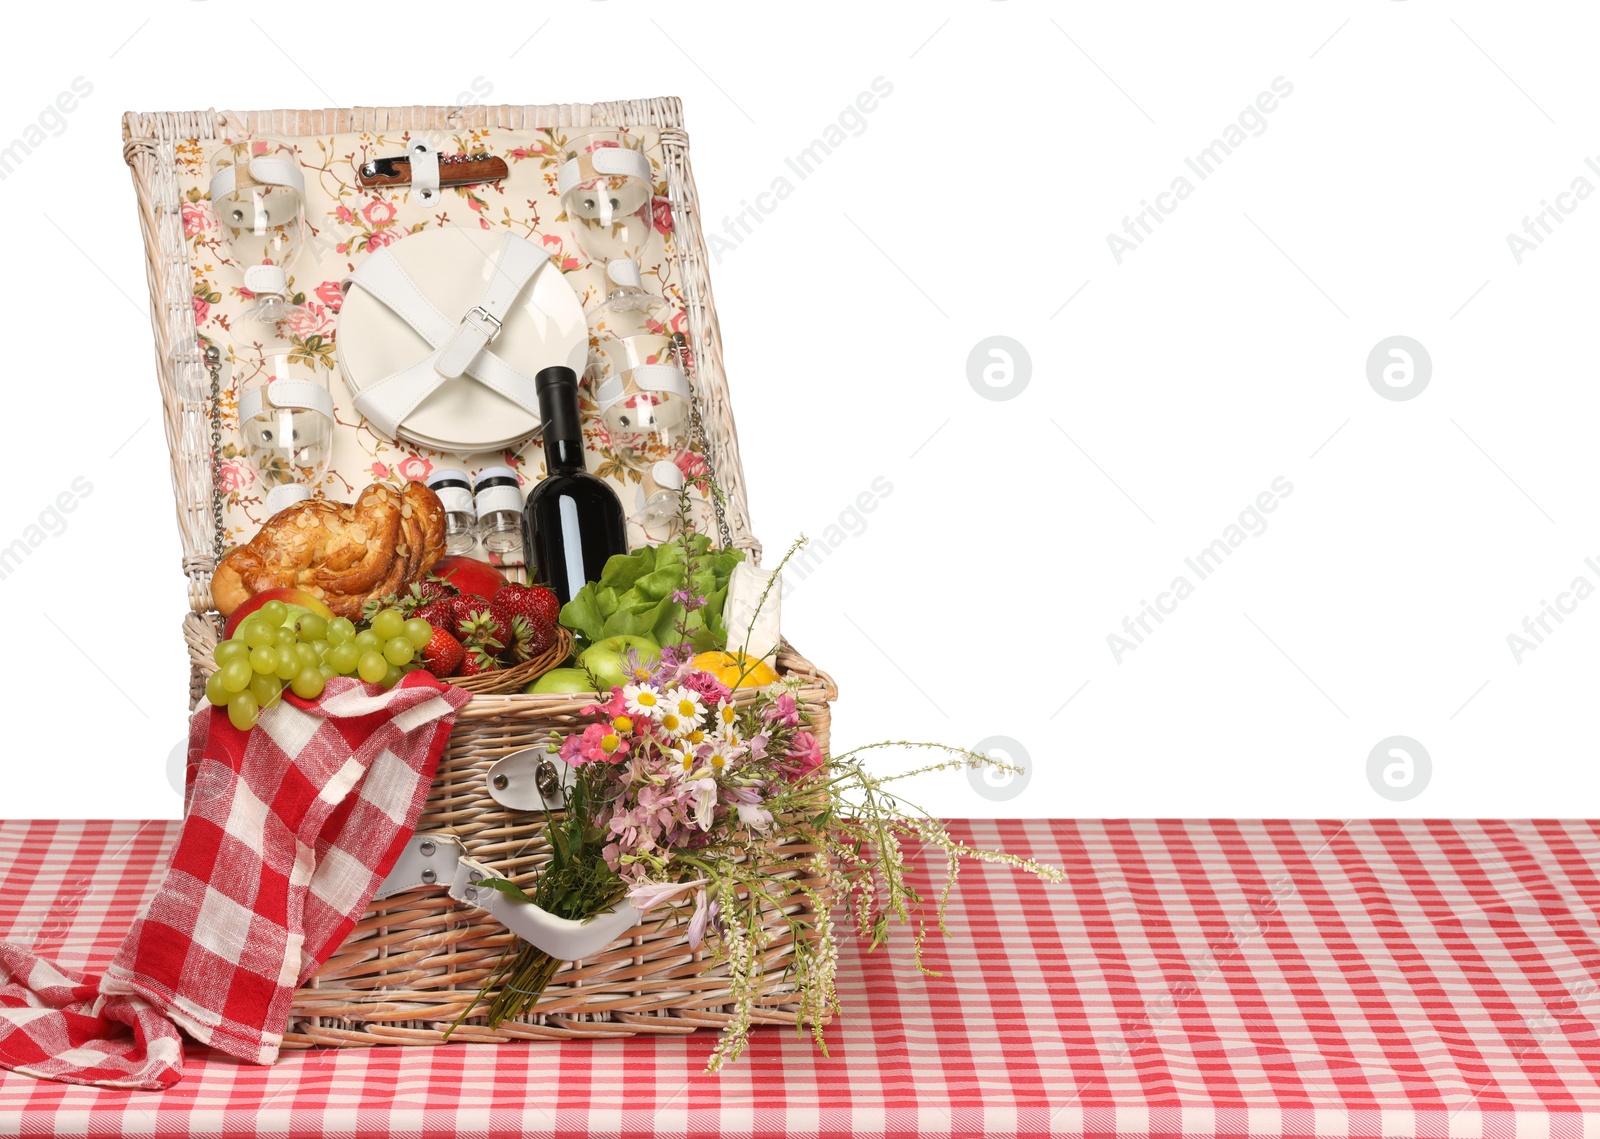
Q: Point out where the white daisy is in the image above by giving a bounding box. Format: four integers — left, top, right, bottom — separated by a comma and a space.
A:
665, 686, 706, 725
623, 683, 665, 721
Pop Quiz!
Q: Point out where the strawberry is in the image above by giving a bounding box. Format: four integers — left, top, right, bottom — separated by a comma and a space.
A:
492, 583, 561, 631
403, 577, 458, 609
414, 599, 458, 630
508, 614, 556, 662
419, 626, 466, 677
458, 604, 510, 656
457, 645, 503, 676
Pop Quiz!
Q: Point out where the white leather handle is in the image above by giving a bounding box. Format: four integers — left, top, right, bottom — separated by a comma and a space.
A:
373, 832, 643, 960
556, 147, 652, 196
408, 139, 441, 206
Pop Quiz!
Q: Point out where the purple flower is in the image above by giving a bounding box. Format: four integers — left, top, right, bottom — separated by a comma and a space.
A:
671, 589, 707, 611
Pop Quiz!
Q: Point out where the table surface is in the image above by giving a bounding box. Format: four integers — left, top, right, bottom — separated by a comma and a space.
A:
1, 818, 1597, 1138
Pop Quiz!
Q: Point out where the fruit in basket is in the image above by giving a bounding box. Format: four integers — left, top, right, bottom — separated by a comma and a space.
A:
691, 651, 780, 689
429, 554, 506, 601
458, 604, 510, 655
526, 667, 599, 695
221, 587, 336, 640
508, 615, 556, 663
420, 626, 465, 677
211, 481, 448, 621
457, 646, 503, 677
579, 634, 661, 690
492, 583, 561, 631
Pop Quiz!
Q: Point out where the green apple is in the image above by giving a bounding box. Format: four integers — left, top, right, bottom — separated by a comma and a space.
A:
578, 635, 661, 691
526, 668, 599, 695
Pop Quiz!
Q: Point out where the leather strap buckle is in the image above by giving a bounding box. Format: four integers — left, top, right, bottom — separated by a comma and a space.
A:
464, 305, 502, 341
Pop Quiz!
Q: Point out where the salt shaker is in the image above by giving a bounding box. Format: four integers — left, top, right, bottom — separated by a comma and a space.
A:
474, 466, 524, 555
427, 469, 477, 554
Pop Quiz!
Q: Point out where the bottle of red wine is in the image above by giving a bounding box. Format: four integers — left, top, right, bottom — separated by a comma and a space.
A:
521, 365, 628, 605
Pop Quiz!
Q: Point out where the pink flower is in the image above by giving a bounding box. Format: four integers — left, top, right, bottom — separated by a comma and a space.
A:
395, 455, 433, 482
581, 688, 629, 721
192, 294, 210, 326
467, 197, 484, 213
687, 888, 717, 950
669, 309, 688, 334
480, 217, 491, 230
785, 731, 823, 778
370, 461, 390, 479
362, 198, 397, 226
651, 196, 673, 235
570, 722, 629, 766
182, 202, 213, 236
627, 878, 708, 912
334, 204, 355, 224
541, 233, 564, 253
315, 280, 344, 313
217, 458, 255, 493
763, 693, 799, 728
364, 227, 399, 251
682, 670, 731, 707
281, 300, 334, 341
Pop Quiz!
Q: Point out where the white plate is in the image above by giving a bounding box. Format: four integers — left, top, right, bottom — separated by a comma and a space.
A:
337, 227, 587, 452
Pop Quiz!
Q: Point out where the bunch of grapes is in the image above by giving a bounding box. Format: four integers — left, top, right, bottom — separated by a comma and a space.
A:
204, 601, 435, 730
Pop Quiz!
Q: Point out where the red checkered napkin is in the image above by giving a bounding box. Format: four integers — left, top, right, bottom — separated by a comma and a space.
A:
0, 672, 469, 1090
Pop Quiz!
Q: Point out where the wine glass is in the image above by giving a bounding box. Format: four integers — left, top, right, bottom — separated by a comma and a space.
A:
208, 138, 307, 325
585, 316, 693, 472
238, 353, 335, 515
557, 131, 657, 311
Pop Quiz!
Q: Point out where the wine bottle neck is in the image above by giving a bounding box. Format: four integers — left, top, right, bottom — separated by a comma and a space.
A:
544, 437, 586, 471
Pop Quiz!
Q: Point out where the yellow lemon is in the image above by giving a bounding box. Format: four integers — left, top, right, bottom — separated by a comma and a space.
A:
691, 650, 780, 689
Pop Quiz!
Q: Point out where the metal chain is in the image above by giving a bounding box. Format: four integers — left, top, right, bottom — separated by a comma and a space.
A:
205, 344, 225, 563
674, 330, 734, 550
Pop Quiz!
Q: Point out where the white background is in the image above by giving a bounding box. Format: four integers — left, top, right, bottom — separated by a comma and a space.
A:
1, 1, 1594, 819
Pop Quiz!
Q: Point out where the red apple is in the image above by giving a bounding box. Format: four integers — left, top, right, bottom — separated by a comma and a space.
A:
429, 555, 507, 600
222, 587, 336, 639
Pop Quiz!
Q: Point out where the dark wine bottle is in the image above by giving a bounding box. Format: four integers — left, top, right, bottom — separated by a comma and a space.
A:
521, 365, 628, 605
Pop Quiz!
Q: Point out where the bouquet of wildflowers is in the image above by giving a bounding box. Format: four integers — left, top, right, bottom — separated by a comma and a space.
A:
454, 530, 1063, 1071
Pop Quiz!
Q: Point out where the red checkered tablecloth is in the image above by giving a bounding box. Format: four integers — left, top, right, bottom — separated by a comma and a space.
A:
1, 819, 1597, 1137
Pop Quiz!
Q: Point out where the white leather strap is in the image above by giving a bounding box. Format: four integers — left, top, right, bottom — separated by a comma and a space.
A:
408, 139, 441, 205
238, 380, 335, 423
435, 234, 549, 380
607, 259, 643, 290
556, 146, 652, 197
242, 264, 288, 296
208, 153, 306, 229
343, 234, 551, 440
594, 362, 690, 413
373, 831, 643, 960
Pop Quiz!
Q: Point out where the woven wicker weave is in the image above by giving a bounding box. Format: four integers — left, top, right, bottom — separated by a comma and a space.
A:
123, 101, 838, 1048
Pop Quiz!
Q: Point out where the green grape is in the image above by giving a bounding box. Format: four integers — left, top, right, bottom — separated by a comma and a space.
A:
381, 664, 403, 688
259, 600, 289, 626
274, 652, 301, 681
227, 691, 259, 731
327, 643, 360, 674
241, 619, 274, 648
357, 651, 389, 683
205, 669, 231, 706
273, 627, 297, 651
371, 609, 406, 641
326, 617, 356, 645
384, 637, 415, 666
294, 643, 320, 671
214, 640, 250, 666
296, 614, 327, 642
291, 667, 326, 700
220, 658, 254, 693
250, 673, 282, 708
250, 646, 281, 675
309, 639, 330, 661
317, 663, 337, 682
403, 618, 433, 649
353, 630, 382, 652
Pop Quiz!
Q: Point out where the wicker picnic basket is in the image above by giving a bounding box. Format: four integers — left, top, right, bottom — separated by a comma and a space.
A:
122, 100, 838, 1047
